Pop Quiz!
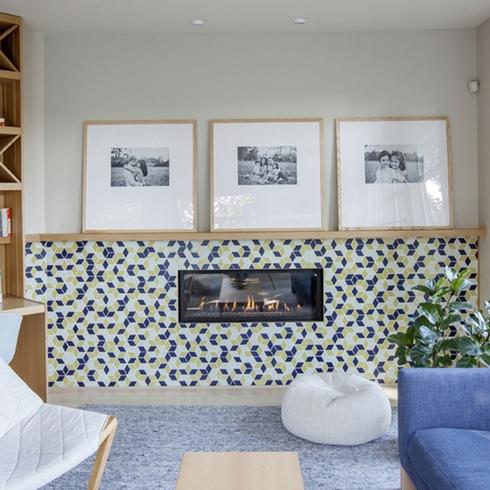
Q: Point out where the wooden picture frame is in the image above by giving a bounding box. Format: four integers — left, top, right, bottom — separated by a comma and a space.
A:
336, 116, 454, 230
83, 120, 197, 233
210, 118, 325, 232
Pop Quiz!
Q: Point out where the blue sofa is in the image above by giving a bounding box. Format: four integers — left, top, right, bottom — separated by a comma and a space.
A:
398, 368, 490, 490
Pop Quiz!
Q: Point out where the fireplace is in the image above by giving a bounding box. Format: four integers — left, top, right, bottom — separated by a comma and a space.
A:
178, 269, 323, 323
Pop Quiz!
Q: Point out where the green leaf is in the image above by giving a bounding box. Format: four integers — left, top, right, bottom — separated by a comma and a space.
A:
388, 333, 409, 347
471, 311, 488, 329
412, 316, 432, 331
433, 354, 453, 367
417, 325, 438, 344
439, 314, 462, 330
445, 267, 457, 281
448, 301, 473, 312
459, 337, 482, 357
457, 355, 477, 368
395, 346, 408, 366
420, 303, 443, 325
484, 301, 490, 315
479, 353, 490, 366
450, 276, 471, 294
432, 287, 452, 300
413, 285, 435, 296
410, 344, 433, 367
437, 338, 459, 352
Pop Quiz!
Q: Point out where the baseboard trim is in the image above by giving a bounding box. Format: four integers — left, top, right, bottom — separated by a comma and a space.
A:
48, 384, 397, 408
48, 385, 288, 408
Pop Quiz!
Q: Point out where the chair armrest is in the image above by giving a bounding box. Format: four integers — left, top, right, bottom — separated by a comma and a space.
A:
398, 368, 490, 470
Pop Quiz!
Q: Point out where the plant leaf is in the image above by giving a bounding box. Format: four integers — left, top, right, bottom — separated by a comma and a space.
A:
388, 333, 409, 347
420, 303, 443, 325
448, 301, 473, 312
413, 285, 435, 296
410, 344, 433, 367
434, 354, 453, 367
417, 325, 438, 345
456, 355, 477, 368
440, 314, 462, 330
437, 338, 459, 352
445, 267, 457, 281
459, 337, 482, 357
479, 353, 490, 366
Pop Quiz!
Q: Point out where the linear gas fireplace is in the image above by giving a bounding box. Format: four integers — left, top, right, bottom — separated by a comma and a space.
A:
178, 269, 323, 323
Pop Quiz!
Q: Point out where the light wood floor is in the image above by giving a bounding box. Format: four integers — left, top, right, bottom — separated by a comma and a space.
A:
49, 384, 397, 408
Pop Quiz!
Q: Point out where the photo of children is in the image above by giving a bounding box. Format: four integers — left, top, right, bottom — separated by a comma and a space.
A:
237, 146, 297, 185
364, 145, 424, 184
111, 147, 170, 187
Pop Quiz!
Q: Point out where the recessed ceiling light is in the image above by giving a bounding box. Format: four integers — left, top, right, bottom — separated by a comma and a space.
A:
191, 19, 206, 26
294, 17, 307, 25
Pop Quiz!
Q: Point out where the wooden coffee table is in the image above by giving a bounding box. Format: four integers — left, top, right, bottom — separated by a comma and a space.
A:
175, 451, 304, 490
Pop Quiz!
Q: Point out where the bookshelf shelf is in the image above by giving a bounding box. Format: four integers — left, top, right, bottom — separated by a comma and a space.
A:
0, 126, 21, 135
0, 69, 19, 80
0, 182, 21, 191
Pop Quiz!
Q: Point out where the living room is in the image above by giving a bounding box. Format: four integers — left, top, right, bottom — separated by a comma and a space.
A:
1, 0, 490, 489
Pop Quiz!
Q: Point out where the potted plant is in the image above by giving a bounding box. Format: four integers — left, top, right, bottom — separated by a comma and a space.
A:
389, 267, 490, 368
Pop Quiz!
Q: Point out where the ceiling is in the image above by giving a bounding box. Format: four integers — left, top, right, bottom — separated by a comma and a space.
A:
0, 0, 489, 33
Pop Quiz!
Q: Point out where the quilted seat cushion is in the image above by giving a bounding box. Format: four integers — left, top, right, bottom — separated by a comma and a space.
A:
0, 404, 108, 490
0, 358, 42, 439
408, 427, 490, 490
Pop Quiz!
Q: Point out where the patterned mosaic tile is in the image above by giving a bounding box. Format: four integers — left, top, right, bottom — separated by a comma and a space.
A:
24, 238, 479, 387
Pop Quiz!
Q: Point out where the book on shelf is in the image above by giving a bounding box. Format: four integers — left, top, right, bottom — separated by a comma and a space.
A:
0, 208, 11, 238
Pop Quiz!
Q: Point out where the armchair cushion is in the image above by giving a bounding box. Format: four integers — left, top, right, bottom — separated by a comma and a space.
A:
0, 404, 108, 490
408, 428, 490, 490
0, 358, 42, 439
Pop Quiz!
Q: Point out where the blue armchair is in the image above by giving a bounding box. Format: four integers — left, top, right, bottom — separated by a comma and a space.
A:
398, 368, 490, 490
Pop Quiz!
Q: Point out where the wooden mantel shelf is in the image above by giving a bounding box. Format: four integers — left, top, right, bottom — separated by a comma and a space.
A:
25, 228, 486, 243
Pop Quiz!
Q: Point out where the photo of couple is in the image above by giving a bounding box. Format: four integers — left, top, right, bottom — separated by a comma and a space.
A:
364, 145, 424, 184
110, 147, 170, 187
237, 145, 298, 186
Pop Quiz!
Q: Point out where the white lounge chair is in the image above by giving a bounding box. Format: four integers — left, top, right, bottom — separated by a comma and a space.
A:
0, 313, 117, 490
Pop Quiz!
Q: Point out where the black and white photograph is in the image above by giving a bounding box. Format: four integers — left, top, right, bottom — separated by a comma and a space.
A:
110, 147, 170, 187
237, 145, 297, 185
364, 144, 424, 184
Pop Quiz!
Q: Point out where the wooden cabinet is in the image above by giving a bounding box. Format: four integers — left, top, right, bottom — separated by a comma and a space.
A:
0, 12, 47, 401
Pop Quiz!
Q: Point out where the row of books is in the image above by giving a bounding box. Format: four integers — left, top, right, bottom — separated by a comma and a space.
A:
0, 208, 11, 237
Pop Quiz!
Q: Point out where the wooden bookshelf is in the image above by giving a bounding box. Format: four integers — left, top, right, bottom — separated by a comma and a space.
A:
0, 12, 47, 401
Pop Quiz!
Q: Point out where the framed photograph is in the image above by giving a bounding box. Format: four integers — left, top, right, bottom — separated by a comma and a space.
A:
336, 117, 453, 230
83, 120, 197, 232
210, 119, 324, 231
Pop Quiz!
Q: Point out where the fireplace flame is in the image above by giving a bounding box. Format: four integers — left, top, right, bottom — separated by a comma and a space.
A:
195, 296, 300, 314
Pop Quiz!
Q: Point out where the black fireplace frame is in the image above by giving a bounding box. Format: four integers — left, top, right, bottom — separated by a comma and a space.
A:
178, 268, 324, 324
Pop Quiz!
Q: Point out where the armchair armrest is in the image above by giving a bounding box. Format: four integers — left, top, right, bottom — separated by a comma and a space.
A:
398, 368, 490, 471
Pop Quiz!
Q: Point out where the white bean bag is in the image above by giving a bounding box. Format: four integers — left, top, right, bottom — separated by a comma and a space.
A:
281, 373, 391, 445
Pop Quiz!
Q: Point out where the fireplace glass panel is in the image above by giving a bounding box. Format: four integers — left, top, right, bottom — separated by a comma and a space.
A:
179, 269, 323, 323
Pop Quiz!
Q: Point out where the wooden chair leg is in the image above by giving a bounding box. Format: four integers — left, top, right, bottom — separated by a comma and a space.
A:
88, 416, 118, 490
401, 467, 416, 490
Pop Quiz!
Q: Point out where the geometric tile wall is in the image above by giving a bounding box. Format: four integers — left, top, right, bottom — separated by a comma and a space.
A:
25, 237, 479, 388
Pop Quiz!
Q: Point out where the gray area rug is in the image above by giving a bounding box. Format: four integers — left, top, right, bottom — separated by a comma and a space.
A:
43, 405, 399, 490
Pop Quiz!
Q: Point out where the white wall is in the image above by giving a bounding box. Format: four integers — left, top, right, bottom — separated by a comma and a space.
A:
35, 29, 479, 232
478, 19, 490, 302
23, 29, 45, 233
